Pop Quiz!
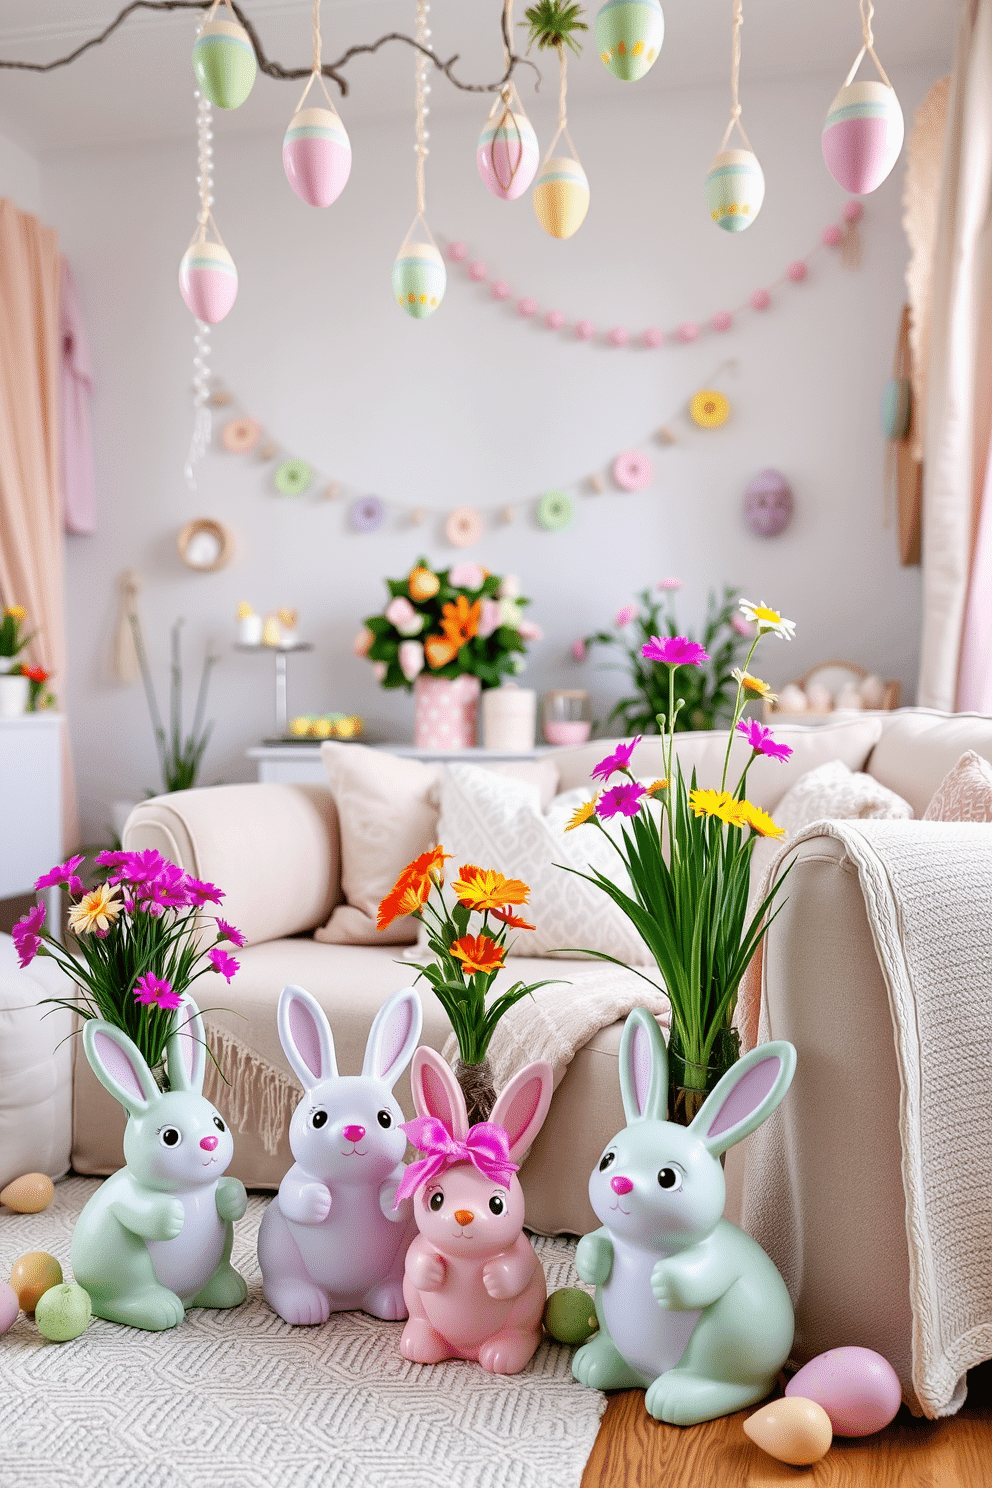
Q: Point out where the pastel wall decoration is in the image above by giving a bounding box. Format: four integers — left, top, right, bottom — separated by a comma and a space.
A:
707, 0, 763, 233
394, 0, 445, 317
281, 7, 352, 208
349, 496, 387, 533
446, 506, 484, 547
221, 417, 260, 453
689, 389, 730, 427
596, 0, 664, 82
743, 469, 793, 537
192, 1, 257, 111
533, 156, 591, 240
613, 451, 653, 491
477, 86, 540, 200
537, 490, 575, 530
178, 235, 238, 324
177, 518, 235, 571
274, 460, 312, 495
822, 4, 903, 195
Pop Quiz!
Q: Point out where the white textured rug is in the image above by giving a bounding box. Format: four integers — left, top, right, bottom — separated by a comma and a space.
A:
0, 1179, 605, 1488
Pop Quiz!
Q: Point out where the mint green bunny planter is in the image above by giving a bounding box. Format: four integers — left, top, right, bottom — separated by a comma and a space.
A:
71, 998, 248, 1331
573, 1008, 796, 1425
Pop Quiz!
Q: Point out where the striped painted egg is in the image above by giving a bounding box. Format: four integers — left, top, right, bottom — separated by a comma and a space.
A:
533, 157, 590, 240
822, 80, 904, 195
477, 105, 540, 201
192, 17, 257, 110
705, 149, 765, 232
282, 106, 352, 207
178, 239, 238, 323
596, 0, 664, 81
392, 241, 446, 319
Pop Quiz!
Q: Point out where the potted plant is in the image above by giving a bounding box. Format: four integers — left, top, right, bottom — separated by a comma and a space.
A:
0, 604, 35, 716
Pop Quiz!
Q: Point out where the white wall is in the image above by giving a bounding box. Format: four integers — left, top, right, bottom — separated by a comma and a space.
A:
43, 61, 942, 842
0, 131, 40, 214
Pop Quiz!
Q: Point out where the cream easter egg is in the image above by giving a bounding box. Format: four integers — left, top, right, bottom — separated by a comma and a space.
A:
743, 1397, 833, 1466
787, 1347, 902, 1437
192, 17, 257, 111
179, 239, 238, 323
596, 0, 664, 81
282, 106, 352, 208
477, 106, 540, 200
392, 241, 446, 319
1, 1173, 54, 1213
822, 80, 904, 195
533, 157, 590, 240
706, 149, 765, 232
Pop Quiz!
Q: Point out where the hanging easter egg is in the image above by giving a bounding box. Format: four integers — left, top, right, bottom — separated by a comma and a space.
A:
477, 103, 540, 200
282, 107, 352, 208
533, 157, 590, 240
392, 241, 446, 319
178, 239, 238, 323
705, 149, 765, 232
822, 80, 904, 195
192, 14, 257, 111
596, 0, 665, 81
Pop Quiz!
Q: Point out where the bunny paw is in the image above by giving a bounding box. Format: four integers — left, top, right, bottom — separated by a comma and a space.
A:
400, 1319, 453, 1364
575, 1233, 613, 1287
101, 1287, 185, 1332
215, 1178, 248, 1223
645, 1371, 767, 1426
189, 1264, 248, 1311
363, 1280, 407, 1321
265, 1279, 331, 1327
479, 1329, 539, 1376
572, 1333, 646, 1391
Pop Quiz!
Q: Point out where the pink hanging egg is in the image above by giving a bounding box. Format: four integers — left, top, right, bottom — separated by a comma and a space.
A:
477, 104, 540, 201
282, 106, 352, 208
822, 80, 904, 195
178, 239, 238, 323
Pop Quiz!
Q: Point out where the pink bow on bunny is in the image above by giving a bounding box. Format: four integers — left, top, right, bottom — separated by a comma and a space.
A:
394, 1117, 519, 1205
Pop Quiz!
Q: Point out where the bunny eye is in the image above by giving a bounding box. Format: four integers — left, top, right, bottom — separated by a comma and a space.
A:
160, 1127, 182, 1148
488, 1195, 505, 1215
599, 1151, 616, 1172
377, 1110, 392, 1129
310, 1110, 328, 1130
213, 1116, 226, 1132
428, 1190, 444, 1212
657, 1166, 683, 1191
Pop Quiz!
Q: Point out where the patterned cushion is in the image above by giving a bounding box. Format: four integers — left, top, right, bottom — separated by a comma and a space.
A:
773, 759, 914, 836
923, 750, 992, 823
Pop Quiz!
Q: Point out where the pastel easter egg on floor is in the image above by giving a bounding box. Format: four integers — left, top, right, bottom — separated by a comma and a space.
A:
282, 106, 352, 207
10, 1252, 62, 1314
596, 0, 664, 81
477, 105, 540, 200
393, 241, 446, 318
1, 1173, 55, 1213
35, 1282, 92, 1343
0, 1281, 18, 1335
744, 469, 793, 537
743, 1397, 833, 1466
533, 157, 590, 240
787, 1347, 902, 1436
192, 16, 257, 110
705, 149, 765, 232
822, 80, 904, 195
178, 240, 238, 323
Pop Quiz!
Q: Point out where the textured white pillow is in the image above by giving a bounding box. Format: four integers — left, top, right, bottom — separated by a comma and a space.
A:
923, 750, 992, 822
424, 763, 654, 965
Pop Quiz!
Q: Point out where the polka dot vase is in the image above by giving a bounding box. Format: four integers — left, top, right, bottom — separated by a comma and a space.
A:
595, 0, 664, 82
413, 673, 481, 750
393, 241, 446, 318
705, 149, 765, 232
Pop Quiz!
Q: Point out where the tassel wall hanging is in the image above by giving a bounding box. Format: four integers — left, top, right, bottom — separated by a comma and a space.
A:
527, 2, 591, 239
282, 0, 352, 208
191, 0, 256, 110
822, 0, 903, 195
477, 1, 540, 201
393, 0, 446, 318
705, 0, 764, 233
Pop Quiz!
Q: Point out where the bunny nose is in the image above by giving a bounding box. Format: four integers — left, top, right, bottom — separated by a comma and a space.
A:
454, 1210, 474, 1226
610, 1175, 633, 1195
200, 1135, 218, 1151
343, 1125, 365, 1143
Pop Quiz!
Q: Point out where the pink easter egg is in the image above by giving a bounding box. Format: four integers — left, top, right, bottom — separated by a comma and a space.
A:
642, 327, 663, 348
282, 107, 352, 208
822, 80, 904, 195
468, 260, 487, 281
476, 105, 540, 201
843, 199, 864, 223
575, 319, 594, 339
677, 321, 698, 343
448, 241, 468, 261
178, 239, 238, 323
608, 326, 628, 347
787, 260, 808, 283
822, 224, 843, 248
0, 1281, 18, 1334
751, 288, 771, 311
492, 280, 510, 300
545, 309, 565, 330
712, 310, 733, 331
786, 1348, 902, 1437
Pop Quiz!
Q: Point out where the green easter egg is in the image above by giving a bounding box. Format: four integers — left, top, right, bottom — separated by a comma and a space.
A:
193, 18, 257, 110
596, 0, 665, 82
543, 1288, 599, 1344
35, 1282, 92, 1342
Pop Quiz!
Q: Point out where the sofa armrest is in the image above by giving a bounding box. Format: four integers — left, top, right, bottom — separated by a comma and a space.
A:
123, 782, 340, 947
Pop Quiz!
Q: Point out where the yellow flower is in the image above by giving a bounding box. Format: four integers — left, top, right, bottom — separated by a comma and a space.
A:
643, 779, 669, 796
738, 600, 796, 641
68, 883, 121, 936
7, 605, 25, 620
689, 789, 745, 825
452, 865, 530, 913
735, 799, 786, 839
732, 669, 779, 703
565, 797, 598, 831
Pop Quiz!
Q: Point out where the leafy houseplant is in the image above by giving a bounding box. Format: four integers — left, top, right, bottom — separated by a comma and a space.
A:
376, 848, 558, 1124
130, 615, 219, 792
0, 604, 33, 668
581, 583, 755, 734
565, 599, 797, 1122
523, 0, 588, 55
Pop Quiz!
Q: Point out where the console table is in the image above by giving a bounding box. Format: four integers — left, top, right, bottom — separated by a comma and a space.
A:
247, 742, 555, 785
0, 713, 64, 931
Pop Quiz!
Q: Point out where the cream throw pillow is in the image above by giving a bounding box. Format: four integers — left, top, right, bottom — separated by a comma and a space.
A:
923, 750, 992, 822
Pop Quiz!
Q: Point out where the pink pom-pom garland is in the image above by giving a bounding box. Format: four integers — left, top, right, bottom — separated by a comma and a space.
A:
518, 296, 537, 317
575, 319, 594, 340
468, 260, 487, 282
491, 280, 510, 300
642, 327, 664, 348
712, 310, 733, 332
787, 260, 808, 283
750, 288, 771, 311
822, 224, 843, 248
608, 326, 629, 347
448, 241, 468, 261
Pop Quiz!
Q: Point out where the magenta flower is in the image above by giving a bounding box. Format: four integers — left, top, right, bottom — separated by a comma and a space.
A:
736, 718, 793, 762
731, 613, 753, 637
186, 877, 224, 907
614, 604, 637, 628
34, 855, 85, 897
642, 635, 710, 667
657, 577, 683, 591
12, 903, 46, 968
216, 918, 246, 948
208, 946, 240, 983
591, 737, 642, 783
133, 973, 182, 1010
597, 782, 647, 820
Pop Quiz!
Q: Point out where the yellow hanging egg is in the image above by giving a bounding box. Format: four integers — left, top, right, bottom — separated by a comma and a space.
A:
533, 157, 590, 240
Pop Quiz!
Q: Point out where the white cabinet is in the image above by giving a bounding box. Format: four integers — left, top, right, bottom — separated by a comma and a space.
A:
0, 714, 63, 929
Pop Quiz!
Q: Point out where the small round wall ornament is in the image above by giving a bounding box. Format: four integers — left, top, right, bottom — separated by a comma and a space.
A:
743, 468, 793, 537
477, 85, 540, 200
349, 495, 386, 533
706, 0, 763, 232
822, 2, 903, 195
221, 417, 260, 453
192, 0, 257, 111
595, 0, 665, 81
274, 459, 313, 495
178, 232, 238, 324
537, 490, 575, 531
446, 506, 484, 547
690, 389, 730, 428
177, 518, 235, 571
612, 451, 653, 491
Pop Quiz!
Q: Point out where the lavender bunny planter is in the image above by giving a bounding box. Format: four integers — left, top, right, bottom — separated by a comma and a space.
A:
573, 1008, 797, 1424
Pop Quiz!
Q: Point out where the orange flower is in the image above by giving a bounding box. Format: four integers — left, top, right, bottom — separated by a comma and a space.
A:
409, 565, 440, 602
377, 846, 449, 930
440, 595, 481, 649
490, 906, 536, 931
450, 935, 506, 975
424, 634, 457, 669
643, 779, 669, 796
452, 864, 530, 913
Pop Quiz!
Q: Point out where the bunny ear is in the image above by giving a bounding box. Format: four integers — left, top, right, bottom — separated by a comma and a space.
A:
166, 996, 207, 1094
410, 1047, 468, 1140
489, 1062, 553, 1164
690, 1041, 797, 1158
619, 1008, 668, 1124
83, 1020, 160, 1117
278, 985, 338, 1091
362, 987, 423, 1089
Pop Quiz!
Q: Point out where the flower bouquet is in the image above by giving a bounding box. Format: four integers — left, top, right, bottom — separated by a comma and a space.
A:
12, 849, 244, 1083
377, 848, 558, 1123
565, 599, 796, 1122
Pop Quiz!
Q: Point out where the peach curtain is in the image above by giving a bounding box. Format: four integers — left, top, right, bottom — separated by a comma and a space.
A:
0, 198, 78, 849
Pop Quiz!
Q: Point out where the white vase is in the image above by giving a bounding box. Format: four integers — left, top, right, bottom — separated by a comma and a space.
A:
481, 684, 536, 751
0, 656, 15, 675
0, 674, 29, 716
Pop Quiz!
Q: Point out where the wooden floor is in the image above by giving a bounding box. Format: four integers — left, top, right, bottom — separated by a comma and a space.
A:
581, 1362, 992, 1487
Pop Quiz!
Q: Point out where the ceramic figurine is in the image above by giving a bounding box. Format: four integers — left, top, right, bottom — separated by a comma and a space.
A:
257, 984, 423, 1323
71, 998, 248, 1331
398, 1048, 553, 1374
573, 1008, 796, 1424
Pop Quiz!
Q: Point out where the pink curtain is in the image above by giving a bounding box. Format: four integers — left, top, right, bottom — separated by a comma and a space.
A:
0, 198, 79, 849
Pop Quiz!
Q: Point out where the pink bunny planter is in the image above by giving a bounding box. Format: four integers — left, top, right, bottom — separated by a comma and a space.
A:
398, 1048, 553, 1375
258, 983, 423, 1324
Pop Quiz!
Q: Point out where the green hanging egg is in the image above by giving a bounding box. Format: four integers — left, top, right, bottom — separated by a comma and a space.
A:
596, 0, 665, 82
543, 1288, 599, 1344
193, 16, 257, 111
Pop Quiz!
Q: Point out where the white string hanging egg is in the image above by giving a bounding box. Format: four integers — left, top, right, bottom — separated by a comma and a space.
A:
595, 0, 664, 82
192, 0, 257, 110
477, 2, 540, 201
705, 0, 764, 233
282, 1, 352, 207
533, 33, 589, 239
822, 0, 903, 195
393, 0, 445, 317
178, 88, 237, 323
